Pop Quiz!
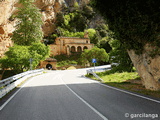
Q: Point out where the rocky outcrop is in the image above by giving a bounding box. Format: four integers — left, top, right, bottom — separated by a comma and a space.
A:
35, 0, 65, 36
0, 0, 17, 57
128, 45, 160, 91
0, 0, 89, 57
0, 0, 64, 57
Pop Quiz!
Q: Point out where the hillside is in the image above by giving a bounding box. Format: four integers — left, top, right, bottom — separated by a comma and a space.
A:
0, 0, 89, 57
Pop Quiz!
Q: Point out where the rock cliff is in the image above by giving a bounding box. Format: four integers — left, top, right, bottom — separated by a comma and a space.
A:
0, 0, 17, 57
128, 45, 160, 90
0, 0, 89, 57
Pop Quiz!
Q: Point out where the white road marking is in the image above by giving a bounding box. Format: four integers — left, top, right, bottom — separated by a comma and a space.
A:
0, 72, 57, 111
82, 72, 160, 104
99, 83, 160, 104
0, 77, 35, 111
59, 74, 109, 120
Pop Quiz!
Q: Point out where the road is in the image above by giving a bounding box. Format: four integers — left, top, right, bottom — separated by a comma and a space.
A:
0, 66, 160, 120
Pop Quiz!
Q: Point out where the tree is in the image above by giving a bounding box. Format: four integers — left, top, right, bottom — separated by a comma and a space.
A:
109, 40, 133, 72
85, 28, 98, 44
56, 27, 84, 38
91, 0, 160, 90
81, 47, 109, 66
2, 45, 30, 72
28, 43, 50, 69
94, 23, 113, 52
55, 3, 95, 33
0, 43, 50, 73
29, 42, 50, 61
12, 0, 43, 46
98, 38, 112, 53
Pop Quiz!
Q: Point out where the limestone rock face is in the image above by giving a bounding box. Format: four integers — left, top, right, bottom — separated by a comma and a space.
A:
0, 0, 64, 57
34, 0, 67, 36
128, 45, 160, 90
0, 0, 17, 57
37, 0, 64, 36
0, 0, 17, 25
0, 0, 89, 57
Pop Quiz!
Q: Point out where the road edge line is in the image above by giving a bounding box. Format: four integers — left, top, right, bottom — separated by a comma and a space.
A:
0, 77, 35, 111
83, 74, 160, 104
0, 72, 47, 111
59, 75, 108, 120
99, 83, 160, 104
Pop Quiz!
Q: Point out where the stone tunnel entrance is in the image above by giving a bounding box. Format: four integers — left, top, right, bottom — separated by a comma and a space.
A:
39, 58, 57, 70
46, 63, 52, 70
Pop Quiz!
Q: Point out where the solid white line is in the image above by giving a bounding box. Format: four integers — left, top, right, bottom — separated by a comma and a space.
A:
59, 75, 108, 120
0, 72, 52, 111
99, 83, 160, 104
0, 77, 35, 111
83, 74, 160, 104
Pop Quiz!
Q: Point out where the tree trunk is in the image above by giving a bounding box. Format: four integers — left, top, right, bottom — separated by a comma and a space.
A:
0, 69, 5, 80
127, 45, 160, 90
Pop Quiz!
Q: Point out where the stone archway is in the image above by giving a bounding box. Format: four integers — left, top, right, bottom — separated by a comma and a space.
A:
77, 46, 82, 52
39, 58, 57, 70
83, 46, 88, 50
46, 63, 52, 70
71, 46, 76, 52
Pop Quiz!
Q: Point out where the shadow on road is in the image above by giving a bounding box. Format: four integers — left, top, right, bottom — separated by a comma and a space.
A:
0, 81, 160, 120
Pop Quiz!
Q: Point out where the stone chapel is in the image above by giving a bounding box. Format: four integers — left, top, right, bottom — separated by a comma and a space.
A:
49, 33, 94, 56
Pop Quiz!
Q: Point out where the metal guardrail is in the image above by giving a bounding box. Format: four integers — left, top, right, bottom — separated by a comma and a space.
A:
0, 69, 44, 98
87, 69, 104, 82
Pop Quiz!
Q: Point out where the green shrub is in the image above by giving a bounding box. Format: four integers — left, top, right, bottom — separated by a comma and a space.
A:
57, 60, 77, 67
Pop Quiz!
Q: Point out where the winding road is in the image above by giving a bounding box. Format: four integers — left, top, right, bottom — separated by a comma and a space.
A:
0, 66, 160, 120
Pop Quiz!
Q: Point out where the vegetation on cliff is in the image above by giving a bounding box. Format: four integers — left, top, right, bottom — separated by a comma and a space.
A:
91, 0, 160, 55
0, 0, 50, 73
91, 0, 160, 90
52, 2, 132, 71
12, 0, 43, 46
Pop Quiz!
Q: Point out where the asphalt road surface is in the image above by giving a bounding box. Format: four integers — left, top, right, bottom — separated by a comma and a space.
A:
0, 67, 160, 120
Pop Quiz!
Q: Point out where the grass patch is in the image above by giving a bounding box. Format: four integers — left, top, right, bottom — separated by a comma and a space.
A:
98, 72, 140, 83
86, 71, 160, 99
0, 86, 4, 90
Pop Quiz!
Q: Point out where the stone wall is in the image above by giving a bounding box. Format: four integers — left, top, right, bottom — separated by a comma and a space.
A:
50, 37, 93, 56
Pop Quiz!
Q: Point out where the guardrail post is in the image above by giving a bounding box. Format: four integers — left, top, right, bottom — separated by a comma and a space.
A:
86, 69, 104, 82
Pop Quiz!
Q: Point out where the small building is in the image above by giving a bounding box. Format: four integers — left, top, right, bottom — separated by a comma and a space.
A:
49, 35, 94, 56
39, 58, 57, 70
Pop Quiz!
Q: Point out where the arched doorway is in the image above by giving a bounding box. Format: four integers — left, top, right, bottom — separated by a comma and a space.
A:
83, 46, 88, 50
77, 46, 82, 52
46, 63, 52, 70
71, 46, 76, 52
